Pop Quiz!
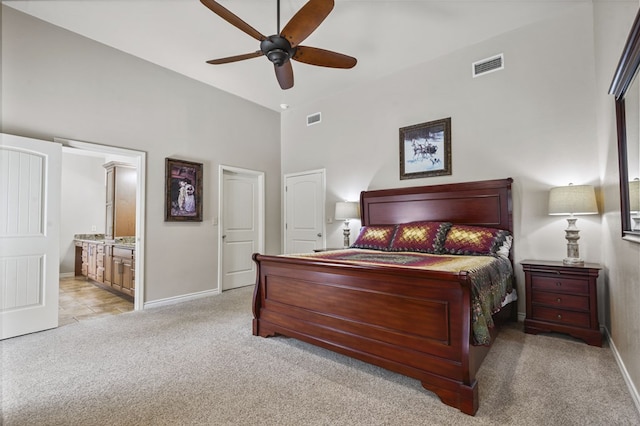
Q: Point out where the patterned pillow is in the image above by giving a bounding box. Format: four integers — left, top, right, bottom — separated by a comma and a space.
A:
388, 221, 452, 254
442, 225, 512, 256
351, 225, 397, 251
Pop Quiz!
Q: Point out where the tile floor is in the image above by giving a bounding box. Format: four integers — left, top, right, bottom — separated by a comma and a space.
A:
59, 277, 134, 326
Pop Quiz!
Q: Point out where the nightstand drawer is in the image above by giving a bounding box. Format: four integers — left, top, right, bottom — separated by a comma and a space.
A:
522, 260, 602, 346
532, 306, 590, 327
531, 275, 588, 294
531, 291, 589, 311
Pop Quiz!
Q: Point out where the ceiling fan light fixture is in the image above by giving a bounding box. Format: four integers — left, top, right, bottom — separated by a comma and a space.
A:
260, 35, 296, 66
267, 49, 289, 66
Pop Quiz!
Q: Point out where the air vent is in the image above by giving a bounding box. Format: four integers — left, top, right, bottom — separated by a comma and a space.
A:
472, 54, 504, 78
307, 112, 321, 126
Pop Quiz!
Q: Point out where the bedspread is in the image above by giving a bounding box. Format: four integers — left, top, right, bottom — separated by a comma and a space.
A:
285, 249, 516, 345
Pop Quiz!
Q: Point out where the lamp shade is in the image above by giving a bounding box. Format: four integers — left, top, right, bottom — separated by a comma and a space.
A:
335, 201, 360, 220
548, 184, 598, 215
630, 179, 640, 212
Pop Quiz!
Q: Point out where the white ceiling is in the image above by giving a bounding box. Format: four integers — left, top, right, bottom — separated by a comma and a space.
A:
3, 0, 588, 112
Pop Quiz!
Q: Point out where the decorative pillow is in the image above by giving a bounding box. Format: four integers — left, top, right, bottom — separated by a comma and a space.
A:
496, 235, 513, 258
442, 225, 512, 256
388, 221, 452, 254
350, 225, 397, 251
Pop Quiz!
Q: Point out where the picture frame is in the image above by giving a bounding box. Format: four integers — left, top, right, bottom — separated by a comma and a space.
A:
165, 158, 203, 222
399, 117, 452, 180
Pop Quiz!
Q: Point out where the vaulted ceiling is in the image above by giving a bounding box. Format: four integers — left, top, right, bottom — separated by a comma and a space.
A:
3, 0, 587, 111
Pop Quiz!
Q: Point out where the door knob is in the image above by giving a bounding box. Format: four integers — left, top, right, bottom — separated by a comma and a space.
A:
317, 233, 322, 237
222, 235, 227, 239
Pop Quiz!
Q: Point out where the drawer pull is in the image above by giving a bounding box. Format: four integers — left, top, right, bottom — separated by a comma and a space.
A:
555, 282, 562, 287
557, 314, 562, 320
556, 298, 561, 303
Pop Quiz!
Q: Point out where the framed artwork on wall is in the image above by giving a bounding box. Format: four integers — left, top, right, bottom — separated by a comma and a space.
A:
399, 117, 452, 180
165, 157, 203, 222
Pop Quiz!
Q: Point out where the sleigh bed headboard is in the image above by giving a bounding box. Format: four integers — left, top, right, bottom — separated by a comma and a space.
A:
360, 178, 513, 233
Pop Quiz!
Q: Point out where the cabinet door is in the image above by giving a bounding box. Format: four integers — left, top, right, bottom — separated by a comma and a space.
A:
87, 243, 97, 280
114, 167, 136, 237
81, 242, 89, 277
105, 167, 115, 239
112, 256, 123, 290
121, 255, 134, 296
96, 244, 105, 283
104, 245, 112, 286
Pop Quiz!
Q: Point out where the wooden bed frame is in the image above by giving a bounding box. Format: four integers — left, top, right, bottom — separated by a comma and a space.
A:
252, 178, 515, 415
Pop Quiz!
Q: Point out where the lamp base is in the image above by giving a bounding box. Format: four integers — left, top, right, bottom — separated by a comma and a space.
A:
342, 220, 351, 248
563, 217, 584, 266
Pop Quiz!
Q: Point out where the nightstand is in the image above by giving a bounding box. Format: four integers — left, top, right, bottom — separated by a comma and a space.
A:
521, 260, 602, 347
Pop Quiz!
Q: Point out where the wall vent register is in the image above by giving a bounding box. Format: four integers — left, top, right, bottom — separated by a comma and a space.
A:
472, 53, 504, 78
307, 112, 321, 126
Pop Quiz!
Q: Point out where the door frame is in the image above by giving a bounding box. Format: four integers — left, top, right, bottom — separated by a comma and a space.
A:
54, 137, 146, 311
283, 169, 326, 254
217, 165, 265, 293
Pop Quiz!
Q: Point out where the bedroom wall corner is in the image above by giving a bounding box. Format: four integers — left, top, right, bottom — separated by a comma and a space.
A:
593, 0, 640, 414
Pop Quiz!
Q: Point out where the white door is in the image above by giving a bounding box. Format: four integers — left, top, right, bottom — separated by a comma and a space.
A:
220, 167, 264, 291
284, 169, 325, 254
0, 133, 61, 339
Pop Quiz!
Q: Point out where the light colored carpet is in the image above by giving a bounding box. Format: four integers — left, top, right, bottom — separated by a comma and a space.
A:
1, 285, 638, 425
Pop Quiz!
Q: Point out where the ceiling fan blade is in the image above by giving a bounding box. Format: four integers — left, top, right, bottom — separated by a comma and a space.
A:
292, 46, 357, 69
207, 51, 264, 65
274, 61, 294, 90
281, 0, 334, 47
200, 0, 266, 41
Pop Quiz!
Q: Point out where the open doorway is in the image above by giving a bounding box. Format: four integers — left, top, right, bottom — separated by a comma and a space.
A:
55, 138, 146, 311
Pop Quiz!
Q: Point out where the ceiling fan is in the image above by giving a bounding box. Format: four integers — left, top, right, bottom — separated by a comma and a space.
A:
201, 0, 357, 90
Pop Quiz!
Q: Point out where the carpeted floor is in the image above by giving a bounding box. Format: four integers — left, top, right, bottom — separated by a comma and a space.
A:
1, 285, 638, 425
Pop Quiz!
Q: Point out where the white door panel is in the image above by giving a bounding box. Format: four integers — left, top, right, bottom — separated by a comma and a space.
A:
221, 168, 264, 291
289, 240, 318, 254
284, 170, 325, 254
1, 133, 61, 339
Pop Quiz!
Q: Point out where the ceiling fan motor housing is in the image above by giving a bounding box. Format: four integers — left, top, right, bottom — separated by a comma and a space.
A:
261, 35, 297, 66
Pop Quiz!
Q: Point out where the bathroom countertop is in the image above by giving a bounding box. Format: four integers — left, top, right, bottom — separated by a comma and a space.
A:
74, 234, 135, 248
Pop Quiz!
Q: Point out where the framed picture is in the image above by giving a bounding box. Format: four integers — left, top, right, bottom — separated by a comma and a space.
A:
165, 158, 203, 222
399, 117, 452, 180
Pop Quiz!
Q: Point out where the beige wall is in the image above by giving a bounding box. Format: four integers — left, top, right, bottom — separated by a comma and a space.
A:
594, 0, 640, 410
1, 6, 282, 302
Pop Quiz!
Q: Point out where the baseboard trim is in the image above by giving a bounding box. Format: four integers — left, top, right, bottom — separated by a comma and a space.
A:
605, 326, 640, 415
59, 272, 75, 279
143, 289, 220, 309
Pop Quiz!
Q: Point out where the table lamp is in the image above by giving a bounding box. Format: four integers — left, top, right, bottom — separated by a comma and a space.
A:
335, 201, 360, 248
548, 183, 598, 265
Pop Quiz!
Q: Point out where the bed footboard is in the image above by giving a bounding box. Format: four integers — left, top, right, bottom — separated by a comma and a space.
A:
252, 253, 489, 415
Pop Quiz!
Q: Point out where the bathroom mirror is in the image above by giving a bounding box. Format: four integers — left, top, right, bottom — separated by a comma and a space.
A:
611, 8, 640, 243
